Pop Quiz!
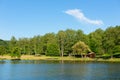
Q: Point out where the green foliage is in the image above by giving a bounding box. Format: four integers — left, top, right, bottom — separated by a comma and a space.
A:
101, 53, 111, 59
72, 41, 91, 58
0, 39, 8, 55
64, 29, 76, 55
113, 45, 120, 53
0, 25, 120, 58
57, 30, 66, 57
102, 53, 111, 57
88, 29, 104, 54
11, 47, 21, 59
0, 46, 6, 56
0, 39, 8, 46
75, 30, 89, 44
46, 44, 59, 56
102, 26, 120, 58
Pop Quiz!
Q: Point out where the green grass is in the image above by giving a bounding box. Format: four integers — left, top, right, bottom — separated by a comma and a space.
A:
0, 55, 120, 62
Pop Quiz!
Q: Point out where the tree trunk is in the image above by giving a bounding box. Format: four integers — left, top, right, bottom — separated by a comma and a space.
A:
81, 53, 83, 58
111, 53, 113, 59
61, 42, 64, 57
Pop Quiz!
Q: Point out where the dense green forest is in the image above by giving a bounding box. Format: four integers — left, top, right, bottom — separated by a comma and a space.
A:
0, 26, 120, 58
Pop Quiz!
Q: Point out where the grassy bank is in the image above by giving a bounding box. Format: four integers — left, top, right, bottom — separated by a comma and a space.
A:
0, 55, 120, 62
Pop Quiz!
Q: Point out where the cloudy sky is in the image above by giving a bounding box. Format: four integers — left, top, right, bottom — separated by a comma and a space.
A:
0, 0, 120, 40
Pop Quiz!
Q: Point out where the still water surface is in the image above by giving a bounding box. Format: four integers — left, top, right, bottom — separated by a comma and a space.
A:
0, 60, 120, 80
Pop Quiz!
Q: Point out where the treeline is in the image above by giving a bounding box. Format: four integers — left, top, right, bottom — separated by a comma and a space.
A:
0, 26, 120, 58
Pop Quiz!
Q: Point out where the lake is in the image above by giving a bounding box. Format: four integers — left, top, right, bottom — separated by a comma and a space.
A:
0, 60, 120, 80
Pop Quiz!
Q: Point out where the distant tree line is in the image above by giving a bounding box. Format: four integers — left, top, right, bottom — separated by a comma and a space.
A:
0, 26, 120, 58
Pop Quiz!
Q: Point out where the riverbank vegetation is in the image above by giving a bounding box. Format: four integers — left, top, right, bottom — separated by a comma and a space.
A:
0, 26, 120, 60
0, 55, 120, 62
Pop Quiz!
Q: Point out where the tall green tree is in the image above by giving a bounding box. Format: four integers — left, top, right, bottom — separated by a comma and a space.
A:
103, 26, 120, 58
0, 39, 8, 55
88, 29, 104, 55
43, 33, 57, 54
9, 36, 17, 54
18, 38, 27, 55
57, 30, 66, 57
64, 29, 76, 55
34, 36, 44, 55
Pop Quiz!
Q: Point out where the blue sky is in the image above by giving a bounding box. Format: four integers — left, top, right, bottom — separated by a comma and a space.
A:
0, 0, 120, 40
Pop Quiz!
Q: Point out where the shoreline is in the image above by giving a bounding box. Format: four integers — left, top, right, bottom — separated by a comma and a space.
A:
0, 55, 120, 62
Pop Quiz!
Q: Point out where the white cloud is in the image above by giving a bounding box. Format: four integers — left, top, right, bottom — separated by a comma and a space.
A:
65, 9, 103, 25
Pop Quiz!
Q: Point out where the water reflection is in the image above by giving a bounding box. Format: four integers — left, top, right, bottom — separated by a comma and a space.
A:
0, 60, 95, 64
10, 60, 64, 64
0, 60, 120, 80
1, 60, 120, 64
0, 60, 6, 64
